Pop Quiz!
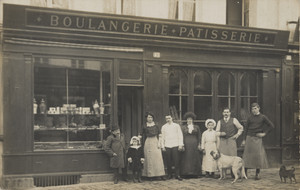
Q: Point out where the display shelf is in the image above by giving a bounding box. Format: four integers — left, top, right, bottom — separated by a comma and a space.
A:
34, 127, 102, 131
34, 141, 104, 151
34, 113, 98, 116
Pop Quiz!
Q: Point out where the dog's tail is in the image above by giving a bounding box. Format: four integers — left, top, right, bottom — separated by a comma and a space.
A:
291, 167, 295, 172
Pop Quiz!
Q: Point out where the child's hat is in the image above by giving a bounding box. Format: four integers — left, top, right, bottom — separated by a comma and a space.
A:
130, 136, 141, 145
205, 119, 216, 128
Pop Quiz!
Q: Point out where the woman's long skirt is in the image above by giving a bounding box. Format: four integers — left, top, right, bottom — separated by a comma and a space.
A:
242, 136, 269, 169
142, 136, 165, 177
180, 134, 202, 176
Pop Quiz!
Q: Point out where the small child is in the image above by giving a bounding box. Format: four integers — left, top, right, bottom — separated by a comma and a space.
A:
201, 119, 219, 178
127, 136, 145, 183
104, 127, 128, 184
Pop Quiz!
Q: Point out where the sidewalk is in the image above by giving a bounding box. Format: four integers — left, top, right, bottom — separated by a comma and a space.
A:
30, 167, 300, 190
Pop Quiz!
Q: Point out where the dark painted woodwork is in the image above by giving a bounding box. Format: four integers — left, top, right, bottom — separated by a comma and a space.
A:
262, 70, 281, 147
143, 47, 283, 68
281, 59, 298, 163
282, 60, 295, 143
3, 43, 143, 61
3, 53, 33, 153
3, 152, 111, 175
144, 63, 165, 126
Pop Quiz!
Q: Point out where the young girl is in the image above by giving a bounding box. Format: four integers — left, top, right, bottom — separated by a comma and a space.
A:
127, 136, 145, 183
201, 119, 219, 178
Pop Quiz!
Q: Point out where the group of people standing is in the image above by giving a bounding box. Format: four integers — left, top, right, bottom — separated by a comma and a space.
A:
104, 102, 274, 184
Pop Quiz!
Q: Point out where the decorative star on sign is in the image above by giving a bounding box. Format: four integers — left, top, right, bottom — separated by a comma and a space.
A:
172, 29, 176, 33
264, 36, 269, 42
36, 17, 42, 22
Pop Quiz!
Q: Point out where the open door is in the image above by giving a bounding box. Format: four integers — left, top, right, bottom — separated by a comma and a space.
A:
118, 86, 143, 145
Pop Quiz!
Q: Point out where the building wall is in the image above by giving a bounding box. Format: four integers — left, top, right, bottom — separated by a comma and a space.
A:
1, 0, 299, 31
195, 0, 226, 24
249, 0, 299, 42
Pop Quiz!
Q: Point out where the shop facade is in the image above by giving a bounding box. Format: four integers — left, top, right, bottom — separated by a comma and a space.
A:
1, 3, 293, 187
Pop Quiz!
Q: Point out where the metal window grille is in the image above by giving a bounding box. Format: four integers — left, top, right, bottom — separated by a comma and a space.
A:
34, 175, 80, 187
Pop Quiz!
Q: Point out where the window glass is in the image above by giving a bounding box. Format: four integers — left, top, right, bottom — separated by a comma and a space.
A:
169, 70, 188, 95
241, 72, 257, 96
218, 72, 236, 116
240, 72, 259, 122
194, 97, 212, 120
194, 71, 212, 95
34, 57, 112, 151
218, 97, 236, 117
226, 0, 243, 26
218, 72, 235, 96
194, 70, 212, 121
119, 60, 142, 80
169, 69, 188, 123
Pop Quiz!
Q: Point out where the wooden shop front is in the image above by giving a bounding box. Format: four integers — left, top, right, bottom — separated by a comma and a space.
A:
2, 4, 291, 187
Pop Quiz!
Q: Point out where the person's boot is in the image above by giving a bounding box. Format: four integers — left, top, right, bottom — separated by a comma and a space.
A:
205, 172, 210, 178
114, 174, 119, 184
132, 171, 137, 183
255, 169, 260, 180
138, 171, 143, 183
122, 174, 129, 182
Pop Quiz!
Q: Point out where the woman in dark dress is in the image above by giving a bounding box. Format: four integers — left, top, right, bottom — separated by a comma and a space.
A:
141, 112, 165, 179
180, 112, 202, 177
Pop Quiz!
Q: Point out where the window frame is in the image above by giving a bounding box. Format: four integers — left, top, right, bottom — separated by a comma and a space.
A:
168, 67, 261, 124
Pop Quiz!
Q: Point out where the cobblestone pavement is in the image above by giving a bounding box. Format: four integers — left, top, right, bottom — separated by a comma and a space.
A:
31, 167, 300, 190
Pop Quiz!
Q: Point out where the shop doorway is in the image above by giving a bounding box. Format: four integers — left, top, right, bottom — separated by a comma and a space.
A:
118, 86, 143, 144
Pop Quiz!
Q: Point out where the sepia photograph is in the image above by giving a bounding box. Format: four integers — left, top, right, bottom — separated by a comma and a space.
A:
0, 0, 299, 189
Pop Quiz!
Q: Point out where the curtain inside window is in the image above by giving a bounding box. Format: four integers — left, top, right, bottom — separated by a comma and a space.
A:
30, 0, 47, 6
52, 0, 69, 9
182, 0, 194, 21
168, 0, 177, 19
103, 0, 117, 14
123, 0, 136, 15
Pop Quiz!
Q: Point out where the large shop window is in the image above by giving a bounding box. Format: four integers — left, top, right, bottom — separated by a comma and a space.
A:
168, 68, 260, 126
33, 57, 112, 151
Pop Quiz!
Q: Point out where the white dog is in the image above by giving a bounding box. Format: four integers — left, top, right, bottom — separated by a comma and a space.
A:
210, 150, 247, 183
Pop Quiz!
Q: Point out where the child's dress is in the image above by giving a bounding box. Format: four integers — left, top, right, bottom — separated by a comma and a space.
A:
201, 129, 218, 172
127, 145, 144, 171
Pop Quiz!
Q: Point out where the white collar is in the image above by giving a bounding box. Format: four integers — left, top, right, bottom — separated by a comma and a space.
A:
146, 122, 155, 127
130, 145, 141, 149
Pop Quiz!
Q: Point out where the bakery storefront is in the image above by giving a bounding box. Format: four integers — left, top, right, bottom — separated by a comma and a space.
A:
2, 4, 291, 187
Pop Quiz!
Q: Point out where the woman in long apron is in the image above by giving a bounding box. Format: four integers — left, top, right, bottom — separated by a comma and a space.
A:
142, 113, 165, 180
201, 119, 219, 178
